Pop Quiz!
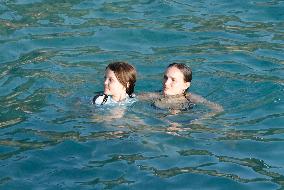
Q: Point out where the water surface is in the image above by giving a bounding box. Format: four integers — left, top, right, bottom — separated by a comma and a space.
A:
0, 0, 284, 189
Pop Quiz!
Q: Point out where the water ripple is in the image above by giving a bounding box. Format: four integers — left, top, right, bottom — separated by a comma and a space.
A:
1, 0, 284, 189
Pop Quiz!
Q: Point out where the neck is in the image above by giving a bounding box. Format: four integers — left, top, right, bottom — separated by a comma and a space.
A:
112, 93, 127, 102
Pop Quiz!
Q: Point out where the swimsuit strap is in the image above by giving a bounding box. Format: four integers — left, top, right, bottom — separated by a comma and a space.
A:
129, 94, 135, 98
184, 92, 192, 103
92, 93, 108, 105
101, 94, 108, 105
184, 93, 195, 110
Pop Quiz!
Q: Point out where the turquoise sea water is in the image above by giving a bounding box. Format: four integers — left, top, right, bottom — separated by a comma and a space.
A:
1, 0, 284, 189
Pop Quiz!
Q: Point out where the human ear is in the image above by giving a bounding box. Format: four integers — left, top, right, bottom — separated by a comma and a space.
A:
184, 82, 190, 90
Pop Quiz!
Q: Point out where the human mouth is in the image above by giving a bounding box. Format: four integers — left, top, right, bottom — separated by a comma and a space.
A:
163, 87, 169, 94
104, 87, 109, 93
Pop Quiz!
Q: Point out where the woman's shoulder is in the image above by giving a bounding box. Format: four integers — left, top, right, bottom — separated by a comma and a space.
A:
185, 92, 206, 104
186, 92, 224, 112
137, 92, 161, 101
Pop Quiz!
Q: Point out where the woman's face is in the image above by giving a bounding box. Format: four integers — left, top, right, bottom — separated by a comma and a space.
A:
104, 68, 126, 98
163, 66, 190, 96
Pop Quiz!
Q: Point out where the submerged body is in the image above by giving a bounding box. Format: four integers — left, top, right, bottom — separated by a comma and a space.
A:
153, 93, 194, 111
138, 63, 223, 114
139, 92, 222, 113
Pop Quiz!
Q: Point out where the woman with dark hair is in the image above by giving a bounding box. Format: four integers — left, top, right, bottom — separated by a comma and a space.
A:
139, 63, 223, 113
93, 61, 137, 105
162, 62, 192, 96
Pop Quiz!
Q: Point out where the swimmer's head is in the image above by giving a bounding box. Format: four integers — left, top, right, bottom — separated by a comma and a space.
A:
163, 63, 192, 96
104, 62, 136, 98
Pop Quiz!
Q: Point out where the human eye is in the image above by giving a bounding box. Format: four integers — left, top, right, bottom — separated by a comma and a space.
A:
163, 75, 168, 80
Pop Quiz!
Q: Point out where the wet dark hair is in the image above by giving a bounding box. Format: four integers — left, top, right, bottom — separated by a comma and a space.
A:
98, 62, 137, 105
166, 63, 192, 98
107, 61, 137, 96
167, 62, 192, 83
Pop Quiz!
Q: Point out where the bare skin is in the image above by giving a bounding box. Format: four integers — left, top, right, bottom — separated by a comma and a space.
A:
138, 92, 223, 114
138, 65, 223, 115
104, 68, 127, 102
186, 93, 224, 113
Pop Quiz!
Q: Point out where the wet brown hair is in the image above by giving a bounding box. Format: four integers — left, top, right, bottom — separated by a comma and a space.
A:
167, 63, 192, 83
106, 61, 137, 96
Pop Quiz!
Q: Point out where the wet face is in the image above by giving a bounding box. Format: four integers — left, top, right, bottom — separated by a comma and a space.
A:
104, 68, 126, 99
163, 66, 190, 96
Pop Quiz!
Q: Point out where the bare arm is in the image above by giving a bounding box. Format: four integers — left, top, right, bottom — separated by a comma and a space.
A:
187, 93, 224, 115
137, 92, 160, 101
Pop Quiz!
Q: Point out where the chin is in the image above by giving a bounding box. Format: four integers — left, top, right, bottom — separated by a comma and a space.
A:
163, 88, 169, 94
163, 90, 171, 96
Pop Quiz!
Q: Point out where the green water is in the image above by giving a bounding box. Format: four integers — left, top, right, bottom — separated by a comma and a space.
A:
0, 0, 284, 189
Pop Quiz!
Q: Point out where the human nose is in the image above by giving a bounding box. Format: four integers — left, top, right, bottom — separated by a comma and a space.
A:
104, 78, 108, 85
164, 78, 170, 86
